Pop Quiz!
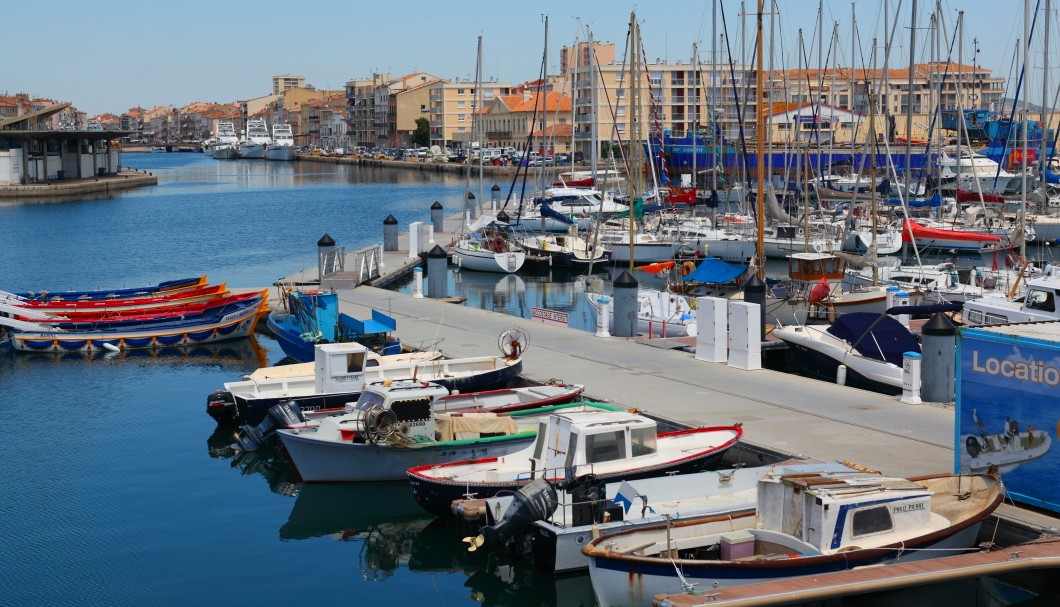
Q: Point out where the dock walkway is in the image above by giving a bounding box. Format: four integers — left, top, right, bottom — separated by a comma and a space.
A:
276, 208, 957, 477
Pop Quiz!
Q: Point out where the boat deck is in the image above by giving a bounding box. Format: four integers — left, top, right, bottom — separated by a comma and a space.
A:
652, 538, 1060, 606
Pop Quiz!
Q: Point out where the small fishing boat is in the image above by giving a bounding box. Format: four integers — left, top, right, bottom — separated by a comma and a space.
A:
276, 380, 592, 482
962, 263, 1060, 325
2, 275, 208, 303
1, 283, 229, 314
453, 461, 856, 574
206, 329, 529, 426
5, 290, 262, 324
0, 290, 268, 353
406, 408, 742, 517
266, 288, 400, 362
583, 470, 1003, 607
960, 409, 1052, 474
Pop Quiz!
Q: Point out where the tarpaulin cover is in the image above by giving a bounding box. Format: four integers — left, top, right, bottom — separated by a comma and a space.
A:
825, 312, 920, 366
883, 193, 942, 207
684, 256, 748, 284
538, 201, 575, 225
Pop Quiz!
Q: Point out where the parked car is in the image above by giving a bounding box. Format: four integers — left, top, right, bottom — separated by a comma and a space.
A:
555, 153, 571, 164
573, 151, 584, 163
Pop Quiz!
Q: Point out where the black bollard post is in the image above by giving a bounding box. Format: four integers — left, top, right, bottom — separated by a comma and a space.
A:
430, 201, 444, 233
426, 244, 449, 299
466, 192, 477, 220
742, 274, 766, 341
921, 312, 957, 403
382, 214, 398, 252
490, 184, 501, 212
317, 233, 336, 283
611, 270, 639, 337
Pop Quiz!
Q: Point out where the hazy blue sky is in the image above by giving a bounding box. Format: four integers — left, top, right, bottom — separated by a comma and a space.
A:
1, 0, 1044, 116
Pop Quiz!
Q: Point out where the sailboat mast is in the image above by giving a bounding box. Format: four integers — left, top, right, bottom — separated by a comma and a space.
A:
589, 27, 598, 184
904, 0, 917, 197
1022, 0, 1029, 261
476, 35, 485, 207
869, 38, 879, 286
712, 0, 719, 191
756, 0, 766, 277
629, 12, 640, 272
1042, 0, 1051, 181
957, 11, 963, 190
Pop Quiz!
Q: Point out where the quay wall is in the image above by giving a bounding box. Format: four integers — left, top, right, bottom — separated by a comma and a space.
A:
0, 169, 157, 200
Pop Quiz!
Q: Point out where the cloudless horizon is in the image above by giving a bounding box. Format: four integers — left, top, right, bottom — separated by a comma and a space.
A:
3, 0, 1046, 116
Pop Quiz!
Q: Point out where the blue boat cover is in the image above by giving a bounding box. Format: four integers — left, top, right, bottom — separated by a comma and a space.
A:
883, 193, 942, 208
683, 257, 748, 284
342, 310, 397, 337
1043, 165, 1060, 184
538, 202, 575, 225
825, 312, 920, 367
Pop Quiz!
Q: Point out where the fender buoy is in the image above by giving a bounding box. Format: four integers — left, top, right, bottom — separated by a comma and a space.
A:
682, 261, 696, 277
809, 277, 830, 303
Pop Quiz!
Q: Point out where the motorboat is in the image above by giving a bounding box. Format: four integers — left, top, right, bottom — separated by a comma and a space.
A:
583, 470, 1003, 606
205, 329, 529, 426
514, 230, 611, 268
238, 118, 271, 158
266, 288, 400, 362
585, 286, 697, 338
265, 123, 296, 160
452, 461, 856, 574
962, 263, 1060, 325
211, 121, 239, 159
276, 380, 593, 481
406, 407, 743, 517
452, 215, 526, 273
936, 145, 1021, 194
960, 409, 1051, 474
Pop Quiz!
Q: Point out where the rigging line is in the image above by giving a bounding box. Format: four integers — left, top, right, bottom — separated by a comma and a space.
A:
719, 0, 756, 190
992, 0, 1043, 190
909, 9, 960, 190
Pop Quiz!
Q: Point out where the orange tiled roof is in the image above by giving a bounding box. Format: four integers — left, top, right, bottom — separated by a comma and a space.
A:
532, 123, 574, 138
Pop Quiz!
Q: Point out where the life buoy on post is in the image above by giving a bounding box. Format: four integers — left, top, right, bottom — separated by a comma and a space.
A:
491, 237, 505, 253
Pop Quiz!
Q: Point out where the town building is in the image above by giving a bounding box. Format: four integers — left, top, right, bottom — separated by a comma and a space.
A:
273, 74, 307, 95
481, 91, 572, 152
427, 79, 513, 149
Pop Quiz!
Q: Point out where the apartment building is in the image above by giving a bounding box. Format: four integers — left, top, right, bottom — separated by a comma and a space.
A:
273, 74, 307, 95
427, 79, 513, 149
391, 80, 439, 147
345, 75, 386, 148
481, 91, 572, 151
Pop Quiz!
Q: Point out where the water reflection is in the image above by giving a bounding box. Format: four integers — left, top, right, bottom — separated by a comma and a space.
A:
205, 427, 298, 496
4, 335, 268, 371
280, 482, 426, 541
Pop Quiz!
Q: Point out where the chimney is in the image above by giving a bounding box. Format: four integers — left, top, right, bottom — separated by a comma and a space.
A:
523, 91, 532, 102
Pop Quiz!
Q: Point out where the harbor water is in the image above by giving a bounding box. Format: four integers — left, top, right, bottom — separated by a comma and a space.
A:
0, 153, 1045, 606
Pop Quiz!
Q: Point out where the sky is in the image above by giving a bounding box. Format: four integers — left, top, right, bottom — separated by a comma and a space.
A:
1, 0, 1047, 116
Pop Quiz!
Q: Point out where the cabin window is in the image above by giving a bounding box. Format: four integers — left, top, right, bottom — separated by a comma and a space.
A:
345, 351, 365, 373
630, 427, 657, 456
1026, 289, 1056, 312
533, 422, 548, 461
586, 430, 628, 464
851, 505, 893, 538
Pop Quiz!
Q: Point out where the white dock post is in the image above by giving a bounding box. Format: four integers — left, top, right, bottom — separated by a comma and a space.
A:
377, 242, 385, 272
885, 285, 900, 310
900, 352, 923, 404
412, 267, 424, 298
896, 291, 912, 327
595, 297, 611, 337
408, 221, 423, 259
727, 301, 762, 370
695, 296, 728, 363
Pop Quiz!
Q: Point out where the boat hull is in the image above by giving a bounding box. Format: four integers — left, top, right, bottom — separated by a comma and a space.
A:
779, 338, 903, 395
265, 145, 295, 161
238, 143, 266, 159
454, 246, 525, 273
212, 146, 238, 160
279, 431, 537, 482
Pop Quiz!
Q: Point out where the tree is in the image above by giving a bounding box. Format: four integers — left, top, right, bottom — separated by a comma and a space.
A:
412, 117, 430, 147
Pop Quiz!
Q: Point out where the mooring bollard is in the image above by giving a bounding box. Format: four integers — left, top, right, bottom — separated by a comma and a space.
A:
611, 270, 638, 337
595, 297, 611, 337
426, 245, 449, 299
695, 296, 728, 363
885, 285, 900, 309
901, 352, 923, 405
412, 267, 424, 298
383, 214, 398, 251
317, 233, 336, 283
921, 312, 957, 403
491, 184, 500, 212
430, 201, 444, 233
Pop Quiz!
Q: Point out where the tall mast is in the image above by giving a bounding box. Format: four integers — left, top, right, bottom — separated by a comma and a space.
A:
629, 11, 640, 272
869, 38, 879, 285
1022, 0, 1029, 261
904, 0, 918, 197
712, 0, 718, 191
767, 0, 776, 184
692, 42, 699, 189
475, 34, 485, 206
851, 1, 857, 116
589, 27, 598, 183
1042, 0, 1051, 180
756, 0, 766, 277
957, 11, 963, 190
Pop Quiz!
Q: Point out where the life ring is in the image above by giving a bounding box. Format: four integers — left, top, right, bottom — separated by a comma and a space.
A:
681, 261, 696, 277
491, 237, 505, 253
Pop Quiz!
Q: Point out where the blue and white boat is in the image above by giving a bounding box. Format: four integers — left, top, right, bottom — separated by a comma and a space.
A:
266, 288, 400, 362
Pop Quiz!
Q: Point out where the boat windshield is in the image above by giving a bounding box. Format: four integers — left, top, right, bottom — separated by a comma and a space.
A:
354, 389, 387, 411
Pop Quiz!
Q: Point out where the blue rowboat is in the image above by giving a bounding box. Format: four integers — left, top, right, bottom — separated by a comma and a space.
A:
11, 276, 208, 302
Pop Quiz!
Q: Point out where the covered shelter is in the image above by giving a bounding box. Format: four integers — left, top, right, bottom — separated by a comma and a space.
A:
0, 104, 132, 185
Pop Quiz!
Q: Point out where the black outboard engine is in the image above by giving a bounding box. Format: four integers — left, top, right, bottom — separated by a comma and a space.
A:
568, 474, 608, 527
470, 478, 558, 553
233, 400, 305, 452
206, 390, 237, 425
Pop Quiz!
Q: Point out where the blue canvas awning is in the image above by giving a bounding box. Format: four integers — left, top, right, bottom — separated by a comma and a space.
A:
683, 256, 748, 284
826, 312, 920, 366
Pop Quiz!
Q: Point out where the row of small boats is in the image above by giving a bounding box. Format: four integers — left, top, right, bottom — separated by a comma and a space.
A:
0, 276, 268, 352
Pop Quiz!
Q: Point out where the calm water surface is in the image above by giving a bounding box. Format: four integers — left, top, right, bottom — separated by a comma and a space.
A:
0, 154, 1042, 606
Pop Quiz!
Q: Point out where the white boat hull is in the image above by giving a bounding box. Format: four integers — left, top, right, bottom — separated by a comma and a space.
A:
265, 145, 295, 161
607, 242, 680, 264
239, 143, 266, 158
213, 146, 238, 160
454, 243, 525, 273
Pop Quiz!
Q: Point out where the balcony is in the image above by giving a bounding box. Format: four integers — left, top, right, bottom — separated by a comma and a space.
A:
485, 131, 512, 138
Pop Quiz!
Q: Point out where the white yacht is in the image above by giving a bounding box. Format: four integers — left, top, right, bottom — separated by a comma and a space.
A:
265, 123, 296, 161
937, 145, 1022, 194
238, 118, 270, 159
211, 121, 239, 160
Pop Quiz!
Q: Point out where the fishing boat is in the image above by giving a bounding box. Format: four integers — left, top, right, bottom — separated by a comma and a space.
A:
452, 215, 526, 273
0, 290, 268, 353
5, 290, 262, 324
265, 123, 296, 160
2, 275, 208, 303
453, 461, 856, 574
266, 288, 400, 362
238, 118, 270, 158
276, 380, 592, 481
206, 329, 528, 426
406, 408, 742, 517
960, 409, 1051, 474
583, 470, 1004, 607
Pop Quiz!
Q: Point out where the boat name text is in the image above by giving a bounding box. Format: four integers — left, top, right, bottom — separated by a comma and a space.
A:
891, 502, 926, 514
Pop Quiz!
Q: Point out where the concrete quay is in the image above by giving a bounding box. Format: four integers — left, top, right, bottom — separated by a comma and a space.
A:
278, 211, 955, 479
0, 169, 157, 200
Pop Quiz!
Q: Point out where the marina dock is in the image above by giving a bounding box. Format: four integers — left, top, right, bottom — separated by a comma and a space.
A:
0, 168, 157, 199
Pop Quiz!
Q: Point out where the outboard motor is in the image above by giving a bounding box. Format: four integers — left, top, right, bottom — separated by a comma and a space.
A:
465, 478, 557, 553
233, 400, 305, 452
206, 390, 237, 425
568, 474, 608, 527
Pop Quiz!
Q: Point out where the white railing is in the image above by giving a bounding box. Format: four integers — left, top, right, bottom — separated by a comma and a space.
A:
348, 244, 383, 285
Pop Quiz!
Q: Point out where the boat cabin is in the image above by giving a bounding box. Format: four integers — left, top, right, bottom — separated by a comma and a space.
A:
964, 264, 1060, 325
756, 472, 943, 553
529, 409, 658, 477
788, 252, 846, 282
